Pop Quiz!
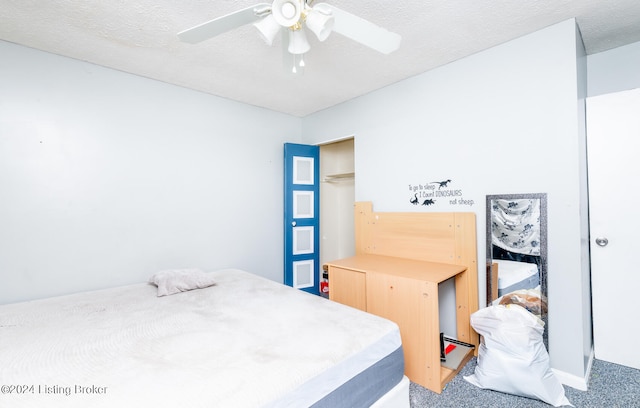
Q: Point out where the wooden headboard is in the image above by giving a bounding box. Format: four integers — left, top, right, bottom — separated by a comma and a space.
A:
355, 201, 477, 267
354, 201, 479, 334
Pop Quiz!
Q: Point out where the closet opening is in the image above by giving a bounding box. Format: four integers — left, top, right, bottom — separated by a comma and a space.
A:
319, 137, 355, 297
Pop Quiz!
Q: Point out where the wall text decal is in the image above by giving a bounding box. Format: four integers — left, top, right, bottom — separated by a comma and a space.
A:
408, 179, 475, 207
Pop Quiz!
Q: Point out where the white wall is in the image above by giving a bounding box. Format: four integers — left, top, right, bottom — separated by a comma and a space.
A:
0, 41, 302, 304
588, 40, 640, 97
302, 20, 591, 384
575, 25, 593, 386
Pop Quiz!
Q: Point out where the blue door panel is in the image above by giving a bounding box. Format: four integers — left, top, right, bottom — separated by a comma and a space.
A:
284, 143, 320, 295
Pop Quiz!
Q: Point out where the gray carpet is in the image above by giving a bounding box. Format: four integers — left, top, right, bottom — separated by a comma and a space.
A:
409, 357, 640, 407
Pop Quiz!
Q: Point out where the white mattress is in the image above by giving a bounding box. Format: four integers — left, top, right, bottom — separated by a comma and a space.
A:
0, 269, 402, 408
495, 259, 538, 289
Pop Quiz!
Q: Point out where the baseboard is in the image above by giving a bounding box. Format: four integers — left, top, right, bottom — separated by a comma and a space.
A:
551, 347, 594, 391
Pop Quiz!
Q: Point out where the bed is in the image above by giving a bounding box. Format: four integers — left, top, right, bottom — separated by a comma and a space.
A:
0, 268, 408, 408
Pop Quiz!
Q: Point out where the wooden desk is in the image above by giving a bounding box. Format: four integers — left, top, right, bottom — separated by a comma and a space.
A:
327, 254, 475, 393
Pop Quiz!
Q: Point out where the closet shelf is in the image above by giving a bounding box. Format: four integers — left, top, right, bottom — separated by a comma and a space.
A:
322, 172, 355, 183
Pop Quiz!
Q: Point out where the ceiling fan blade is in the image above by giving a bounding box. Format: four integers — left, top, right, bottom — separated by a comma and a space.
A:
314, 3, 401, 54
178, 3, 271, 44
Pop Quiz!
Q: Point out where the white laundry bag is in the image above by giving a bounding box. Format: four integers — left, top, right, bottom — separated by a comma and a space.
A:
464, 304, 572, 407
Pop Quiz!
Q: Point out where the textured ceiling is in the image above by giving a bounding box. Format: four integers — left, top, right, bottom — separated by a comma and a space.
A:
2, 0, 640, 117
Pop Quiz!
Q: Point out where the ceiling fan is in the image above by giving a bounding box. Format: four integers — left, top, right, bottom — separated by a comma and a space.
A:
178, 0, 401, 72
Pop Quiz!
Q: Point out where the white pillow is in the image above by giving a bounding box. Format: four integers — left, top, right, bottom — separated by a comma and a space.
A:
148, 268, 216, 297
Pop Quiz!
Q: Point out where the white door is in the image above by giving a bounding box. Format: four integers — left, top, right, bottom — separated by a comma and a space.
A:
587, 88, 640, 370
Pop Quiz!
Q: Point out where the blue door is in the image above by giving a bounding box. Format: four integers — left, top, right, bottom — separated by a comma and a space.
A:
284, 143, 320, 295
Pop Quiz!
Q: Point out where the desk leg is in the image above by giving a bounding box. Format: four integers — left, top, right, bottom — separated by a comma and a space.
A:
454, 270, 476, 348
421, 280, 441, 393
367, 275, 442, 393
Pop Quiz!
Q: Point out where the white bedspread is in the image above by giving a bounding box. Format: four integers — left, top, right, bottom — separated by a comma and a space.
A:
495, 259, 538, 288
0, 269, 400, 408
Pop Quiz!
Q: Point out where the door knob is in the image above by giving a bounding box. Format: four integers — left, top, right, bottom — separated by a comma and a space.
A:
595, 237, 609, 247
291, 221, 297, 227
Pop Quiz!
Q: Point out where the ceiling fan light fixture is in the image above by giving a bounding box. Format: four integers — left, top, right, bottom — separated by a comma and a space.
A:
305, 8, 334, 41
290, 54, 305, 75
178, 1, 402, 74
272, 0, 302, 27
288, 28, 310, 54
253, 14, 281, 45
